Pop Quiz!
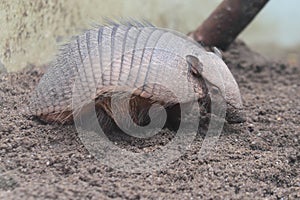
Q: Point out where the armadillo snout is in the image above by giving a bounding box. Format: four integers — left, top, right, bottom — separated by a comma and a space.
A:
225, 104, 246, 124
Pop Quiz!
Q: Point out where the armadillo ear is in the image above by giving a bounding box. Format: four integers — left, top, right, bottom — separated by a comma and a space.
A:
186, 55, 203, 76
212, 47, 222, 59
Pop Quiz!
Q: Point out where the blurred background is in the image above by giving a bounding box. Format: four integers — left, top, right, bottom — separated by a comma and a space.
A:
1, 0, 299, 71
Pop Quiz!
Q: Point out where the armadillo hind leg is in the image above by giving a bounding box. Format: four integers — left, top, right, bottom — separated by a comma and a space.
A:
92, 94, 181, 132
38, 111, 73, 124
94, 95, 154, 128
72, 97, 118, 133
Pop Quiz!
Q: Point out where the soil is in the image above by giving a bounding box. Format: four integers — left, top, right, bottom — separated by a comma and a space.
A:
0, 40, 299, 199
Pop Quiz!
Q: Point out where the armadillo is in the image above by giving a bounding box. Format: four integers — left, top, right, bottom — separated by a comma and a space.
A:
29, 20, 245, 129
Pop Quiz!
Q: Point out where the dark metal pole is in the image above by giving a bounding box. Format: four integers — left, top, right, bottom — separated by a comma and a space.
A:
189, 0, 269, 50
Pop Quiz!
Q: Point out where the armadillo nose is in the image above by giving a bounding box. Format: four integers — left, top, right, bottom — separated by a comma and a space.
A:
225, 104, 247, 124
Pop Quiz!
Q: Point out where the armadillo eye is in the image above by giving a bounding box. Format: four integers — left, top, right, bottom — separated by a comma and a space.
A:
211, 86, 220, 95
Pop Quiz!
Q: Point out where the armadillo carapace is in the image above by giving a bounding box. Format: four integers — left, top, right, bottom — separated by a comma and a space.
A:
29, 20, 245, 128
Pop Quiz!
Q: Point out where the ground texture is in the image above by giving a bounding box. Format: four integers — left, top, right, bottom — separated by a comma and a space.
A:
0, 41, 299, 199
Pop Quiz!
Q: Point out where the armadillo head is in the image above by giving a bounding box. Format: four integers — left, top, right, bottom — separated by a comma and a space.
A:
187, 51, 246, 124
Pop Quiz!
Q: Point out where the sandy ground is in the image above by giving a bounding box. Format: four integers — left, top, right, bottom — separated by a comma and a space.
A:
0, 41, 299, 199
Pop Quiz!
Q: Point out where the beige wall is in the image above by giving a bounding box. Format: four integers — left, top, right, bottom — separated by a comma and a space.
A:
0, 0, 219, 71
0, 0, 119, 71
1, 0, 298, 71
